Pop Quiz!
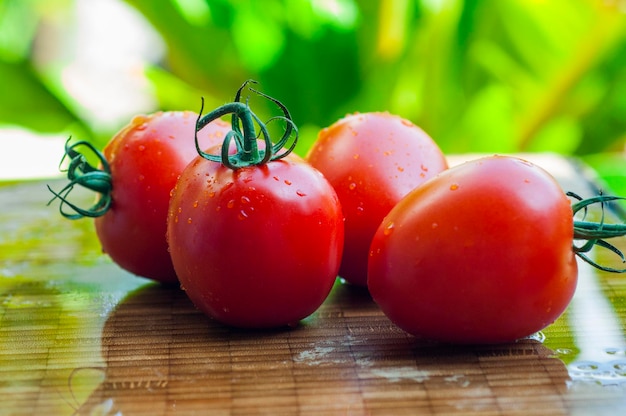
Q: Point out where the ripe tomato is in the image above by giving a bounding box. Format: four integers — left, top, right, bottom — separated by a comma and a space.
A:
49, 111, 230, 283
368, 156, 578, 344
167, 86, 344, 328
306, 112, 448, 286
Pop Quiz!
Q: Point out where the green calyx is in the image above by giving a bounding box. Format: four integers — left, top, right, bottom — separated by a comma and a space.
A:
47, 139, 112, 219
570, 192, 626, 273
195, 80, 298, 170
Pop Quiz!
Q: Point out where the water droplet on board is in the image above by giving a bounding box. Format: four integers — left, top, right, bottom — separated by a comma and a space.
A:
450, 183, 459, 191
284, 180, 292, 186
296, 190, 307, 197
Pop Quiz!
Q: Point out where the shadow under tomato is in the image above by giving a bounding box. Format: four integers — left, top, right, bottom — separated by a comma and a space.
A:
73, 283, 302, 415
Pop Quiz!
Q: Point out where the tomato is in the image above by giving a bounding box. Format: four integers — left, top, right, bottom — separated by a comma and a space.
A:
167, 86, 344, 328
49, 111, 231, 283
368, 155, 578, 344
306, 112, 448, 286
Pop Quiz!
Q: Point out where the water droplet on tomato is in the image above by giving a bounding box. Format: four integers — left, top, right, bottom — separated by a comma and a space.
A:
131, 114, 148, 126
227, 200, 235, 209
353, 153, 360, 159
383, 222, 395, 235
187, 217, 192, 224
240, 196, 250, 204
431, 222, 438, 229
356, 206, 364, 215
348, 183, 357, 191
138, 145, 146, 151
238, 210, 248, 220
193, 200, 199, 208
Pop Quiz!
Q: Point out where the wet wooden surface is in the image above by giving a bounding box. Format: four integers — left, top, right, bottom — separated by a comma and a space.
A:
1, 153, 626, 415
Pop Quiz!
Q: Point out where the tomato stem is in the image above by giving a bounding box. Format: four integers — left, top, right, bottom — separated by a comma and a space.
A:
570, 192, 626, 273
46, 138, 112, 219
195, 80, 297, 170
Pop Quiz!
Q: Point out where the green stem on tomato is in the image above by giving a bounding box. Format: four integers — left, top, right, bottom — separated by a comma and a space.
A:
569, 192, 626, 273
195, 80, 298, 170
46, 139, 112, 219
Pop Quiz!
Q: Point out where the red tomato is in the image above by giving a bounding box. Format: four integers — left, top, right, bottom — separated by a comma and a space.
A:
167, 82, 344, 328
368, 155, 578, 344
167, 151, 344, 328
50, 111, 230, 283
306, 112, 448, 286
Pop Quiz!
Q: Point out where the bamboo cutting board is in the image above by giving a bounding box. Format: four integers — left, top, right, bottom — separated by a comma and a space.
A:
1, 154, 626, 415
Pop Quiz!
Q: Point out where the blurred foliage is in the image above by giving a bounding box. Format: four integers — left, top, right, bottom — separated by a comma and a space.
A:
1, 0, 626, 161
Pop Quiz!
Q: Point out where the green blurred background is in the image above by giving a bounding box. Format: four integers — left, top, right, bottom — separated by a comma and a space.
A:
1, 0, 625, 191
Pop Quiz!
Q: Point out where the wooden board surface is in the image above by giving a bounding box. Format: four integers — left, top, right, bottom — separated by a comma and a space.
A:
1, 154, 626, 415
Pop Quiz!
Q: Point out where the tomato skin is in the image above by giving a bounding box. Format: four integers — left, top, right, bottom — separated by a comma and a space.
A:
306, 112, 447, 286
167, 152, 344, 328
368, 156, 578, 344
95, 111, 230, 283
